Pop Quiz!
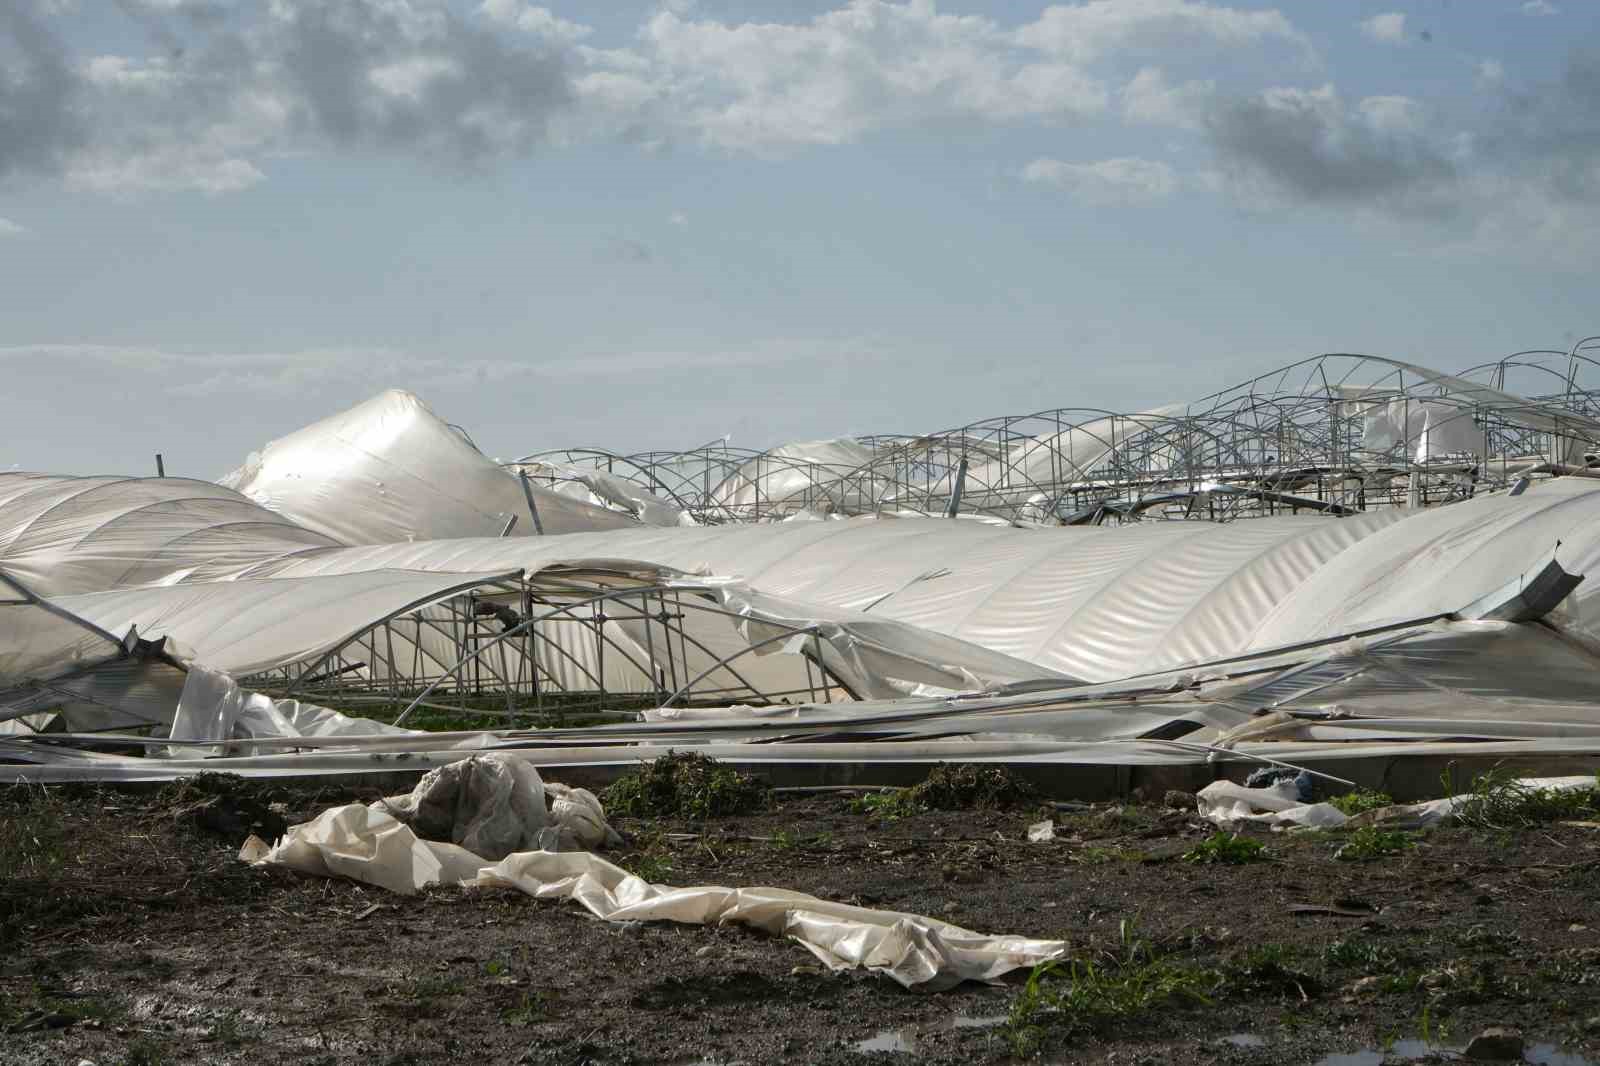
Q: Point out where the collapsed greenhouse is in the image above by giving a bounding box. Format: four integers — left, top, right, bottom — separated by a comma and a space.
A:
6, 342, 1600, 795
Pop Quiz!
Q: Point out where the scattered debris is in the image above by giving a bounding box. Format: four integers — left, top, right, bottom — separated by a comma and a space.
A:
157, 773, 288, 844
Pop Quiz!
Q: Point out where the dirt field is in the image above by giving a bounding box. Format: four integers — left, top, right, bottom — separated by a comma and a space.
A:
3, 774, 1599, 1066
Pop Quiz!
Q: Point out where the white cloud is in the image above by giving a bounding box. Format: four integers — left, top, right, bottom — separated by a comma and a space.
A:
67, 147, 266, 195
5, 0, 1322, 185
1520, 1, 1559, 15
581, 0, 1308, 153
477, 0, 592, 42
1358, 95, 1425, 136
1121, 67, 1214, 129
1476, 59, 1506, 87
1021, 156, 1179, 205
0, 339, 860, 397
0, 217, 27, 237
1358, 13, 1407, 45
1015, 0, 1309, 64
627, 5, 1108, 152
668, 211, 688, 227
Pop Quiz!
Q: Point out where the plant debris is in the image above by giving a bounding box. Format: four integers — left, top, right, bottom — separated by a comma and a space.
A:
602, 751, 770, 819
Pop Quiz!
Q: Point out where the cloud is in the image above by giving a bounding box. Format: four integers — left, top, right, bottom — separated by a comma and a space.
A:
0, 339, 858, 397
2, 0, 1318, 186
1015, 0, 1309, 64
1204, 84, 1455, 212
623, 4, 1109, 152
668, 211, 688, 227
0, 0, 579, 191
0, 217, 28, 237
610, 0, 1309, 153
1479, 47, 1600, 206
1520, 1, 1559, 15
1121, 66, 1214, 129
1021, 156, 1178, 204
477, 0, 591, 43
1189, 49, 1600, 261
0, 4, 87, 179
1358, 13, 1407, 46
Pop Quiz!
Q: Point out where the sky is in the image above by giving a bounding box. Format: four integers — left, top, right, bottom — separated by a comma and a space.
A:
1, 0, 1597, 477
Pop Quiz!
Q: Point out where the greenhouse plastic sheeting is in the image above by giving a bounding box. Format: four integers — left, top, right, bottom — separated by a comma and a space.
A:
0, 472, 343, 597
220, 390, 639, 543
0, 569, 518, 685
244, 799, 1065, 990
161, 476, 1600, 684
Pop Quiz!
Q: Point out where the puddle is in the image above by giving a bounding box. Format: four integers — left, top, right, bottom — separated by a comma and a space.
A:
1224, 1033, 1269, 1048
1313, 1040, 1441, 1066
855, 1029, 917, 1054
853, 1016, 1005, 1054
1528, 1046, 1598, 1066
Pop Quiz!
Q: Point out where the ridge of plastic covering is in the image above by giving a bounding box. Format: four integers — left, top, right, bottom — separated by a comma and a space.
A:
220, 390, 641, 544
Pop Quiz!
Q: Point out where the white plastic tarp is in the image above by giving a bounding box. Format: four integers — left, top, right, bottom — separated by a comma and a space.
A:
244, 754, 1065, 990
179, 478, 1600, 683
221, 390, 639, 543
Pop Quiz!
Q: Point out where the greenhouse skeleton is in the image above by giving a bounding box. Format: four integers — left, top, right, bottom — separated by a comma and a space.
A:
5, 343, 1600, 791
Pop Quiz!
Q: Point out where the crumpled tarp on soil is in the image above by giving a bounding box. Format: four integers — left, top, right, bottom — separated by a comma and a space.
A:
241, 754, 1065, 990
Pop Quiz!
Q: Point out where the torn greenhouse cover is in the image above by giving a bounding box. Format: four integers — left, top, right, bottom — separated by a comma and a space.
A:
241, 754, 1065, 990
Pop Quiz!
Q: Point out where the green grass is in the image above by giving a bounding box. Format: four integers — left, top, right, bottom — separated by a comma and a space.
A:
1073, 845, 1147, 865
0, 783, 71, 879
501, 989, 560, 1027
1329, 789, 1395, 816
602, 751, 769, 819
1182, 832, 1266, 865
622, 831, 676, 883
1447, 767, 1600, 831
1006, 929, 1219, 1054
1324, 937, 1418, 974
1333, 827, 1416, 862
848, 788, 924, 820
1216, 945, 1321, 1000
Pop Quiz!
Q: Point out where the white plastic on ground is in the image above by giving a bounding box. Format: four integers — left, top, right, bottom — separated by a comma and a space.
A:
1195, 775, 1600, 831
242, 754, 1064, 990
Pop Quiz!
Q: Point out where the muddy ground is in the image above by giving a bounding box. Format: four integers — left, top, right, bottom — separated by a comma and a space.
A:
3, 776, 1600, 1066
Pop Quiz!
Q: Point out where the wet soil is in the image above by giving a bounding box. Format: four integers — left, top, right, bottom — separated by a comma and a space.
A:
3, 780, 1600, 1065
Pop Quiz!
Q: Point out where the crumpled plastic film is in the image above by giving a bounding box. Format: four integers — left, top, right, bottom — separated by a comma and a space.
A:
1195, 774, 1600, 831
242, 756, 1065, 989
378, 754, 553, 861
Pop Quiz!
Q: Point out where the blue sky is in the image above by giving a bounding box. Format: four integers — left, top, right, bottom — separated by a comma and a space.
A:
1, 0, 1597, 477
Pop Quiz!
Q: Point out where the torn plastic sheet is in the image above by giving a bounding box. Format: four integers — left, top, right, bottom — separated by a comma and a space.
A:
1196, 775, 1600, 831
244, 798, 1064, 990
375, 754, 619, 857
169, 665, 419, 757
220, 390, 638, 543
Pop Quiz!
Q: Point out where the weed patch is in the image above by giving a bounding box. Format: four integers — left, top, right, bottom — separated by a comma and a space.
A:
1333, 827, 1416, 862
1329, 789, 1394, 816
0, 783, 70, 879
1182, 832, 1265, 865
1324, 937, 1418, 974
850, 764, 1038, 819
1448, 768, 1599, 831
1006, 931, 1219, 1054
1217, 945, 1321, 1001
602, 752, 769, 819
908, 763, 1039, 810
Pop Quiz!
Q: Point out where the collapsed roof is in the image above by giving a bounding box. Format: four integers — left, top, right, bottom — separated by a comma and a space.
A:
5, 347, 1600, 783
